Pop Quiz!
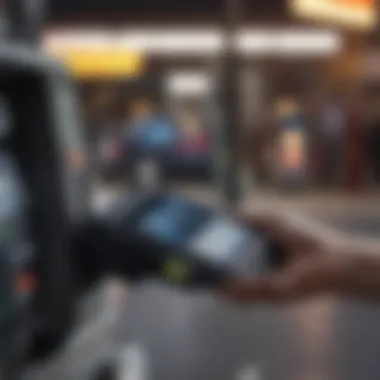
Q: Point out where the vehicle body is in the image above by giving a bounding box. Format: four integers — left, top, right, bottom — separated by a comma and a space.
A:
95, 131, 125, 181
0, 43, 126, 380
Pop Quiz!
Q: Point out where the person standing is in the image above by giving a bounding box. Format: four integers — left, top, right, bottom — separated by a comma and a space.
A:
367, 102, 380, 187
320, 100, 345, 188
275, 98, 309, 190
342, 99, 367, 192
83, 88, 118, 181
126, 98, 178, 155
125, 98, 178, 187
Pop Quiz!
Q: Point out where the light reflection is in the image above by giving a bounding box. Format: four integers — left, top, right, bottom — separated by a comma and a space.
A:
290, 298, 337, 357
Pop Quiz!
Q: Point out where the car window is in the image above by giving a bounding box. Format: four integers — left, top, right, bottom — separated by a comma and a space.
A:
54, 76, 85, 151
50, 72, 89, 221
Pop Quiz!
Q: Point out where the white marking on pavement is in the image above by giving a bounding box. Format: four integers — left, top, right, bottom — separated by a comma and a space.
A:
92, 189, 120, 213
236, 365, 261, 380
135, 160, 161, 190
118, 343, 149, 380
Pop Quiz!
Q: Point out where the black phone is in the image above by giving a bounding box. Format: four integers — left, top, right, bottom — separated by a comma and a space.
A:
97, 191, 286, 288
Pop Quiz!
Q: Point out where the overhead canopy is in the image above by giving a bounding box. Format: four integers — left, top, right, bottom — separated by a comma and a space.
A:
48, 0, 286, 21
44, 28, 343, 58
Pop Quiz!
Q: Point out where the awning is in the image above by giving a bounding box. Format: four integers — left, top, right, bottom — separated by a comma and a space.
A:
44, 28, 342, 58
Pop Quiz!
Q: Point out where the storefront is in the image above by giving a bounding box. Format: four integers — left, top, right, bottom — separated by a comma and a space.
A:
44, 33, 148, 120
45, 26, 370, 189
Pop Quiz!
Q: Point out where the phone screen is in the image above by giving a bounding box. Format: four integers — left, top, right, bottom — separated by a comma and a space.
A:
137, 195, 260, 268
139, 196, 212, 245
190, 219, 252, 263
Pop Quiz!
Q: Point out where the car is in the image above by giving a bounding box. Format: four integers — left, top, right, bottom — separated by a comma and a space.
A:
124, 116, 212, 184
97, 135, 125, 180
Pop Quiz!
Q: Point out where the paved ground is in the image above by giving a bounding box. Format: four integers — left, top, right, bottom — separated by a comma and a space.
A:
118, 184, 380, 380
120, 283, 380, 380
28, 183, 380, 380
91, 182, 380, 236
92, 181, 380, 215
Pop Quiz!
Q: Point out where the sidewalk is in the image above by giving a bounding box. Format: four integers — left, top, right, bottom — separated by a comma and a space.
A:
173, 185, 380, 217
245, 191, 380, 216
94, 181, 380, 218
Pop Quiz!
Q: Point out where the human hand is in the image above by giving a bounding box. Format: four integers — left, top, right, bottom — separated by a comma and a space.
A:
221, 206, 351, 303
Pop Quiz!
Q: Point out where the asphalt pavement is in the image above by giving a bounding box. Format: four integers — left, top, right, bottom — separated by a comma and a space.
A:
121, 282, 380, 380
116, 184, 380, 380
27, 183, 380, 380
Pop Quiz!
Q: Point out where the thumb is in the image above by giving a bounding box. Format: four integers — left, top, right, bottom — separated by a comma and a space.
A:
268, 255, 332, 301
238, 206, 283, 235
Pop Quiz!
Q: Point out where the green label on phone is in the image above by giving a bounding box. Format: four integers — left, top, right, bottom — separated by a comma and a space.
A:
162, 260, 189, 285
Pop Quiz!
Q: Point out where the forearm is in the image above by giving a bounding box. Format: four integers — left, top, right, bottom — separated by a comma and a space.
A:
335, 237, 380, 301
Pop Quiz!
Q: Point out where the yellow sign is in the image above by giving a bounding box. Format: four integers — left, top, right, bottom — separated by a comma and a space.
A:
162, 260, 189, 285
290, 0, 377, 30
48, 47, 144, 79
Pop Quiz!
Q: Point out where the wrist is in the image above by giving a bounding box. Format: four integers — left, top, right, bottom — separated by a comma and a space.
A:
331, 238, 380, 300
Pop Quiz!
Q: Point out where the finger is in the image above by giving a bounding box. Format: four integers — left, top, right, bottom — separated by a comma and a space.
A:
222, 256, 327, 303
238, 210, 297, 254
221, 277, 275, 303
239, 208, 328, 251
277, 211, 345, 251
221, 272, 299, 303
238, 207, 281, 234
268, 255, 333, 300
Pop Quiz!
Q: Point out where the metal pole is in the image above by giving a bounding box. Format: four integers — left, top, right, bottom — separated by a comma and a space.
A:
5, 0, 46, 45
215, 0, 242, 208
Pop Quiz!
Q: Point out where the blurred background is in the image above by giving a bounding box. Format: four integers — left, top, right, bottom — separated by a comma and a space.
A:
42, 0, 380, 214
18, 1, 380, 380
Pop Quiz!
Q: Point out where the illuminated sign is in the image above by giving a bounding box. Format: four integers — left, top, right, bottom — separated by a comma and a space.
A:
46, 44, 144, 79
44, 28, 342, 58
290, 0, 377, 30
165, 70, 211, 96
